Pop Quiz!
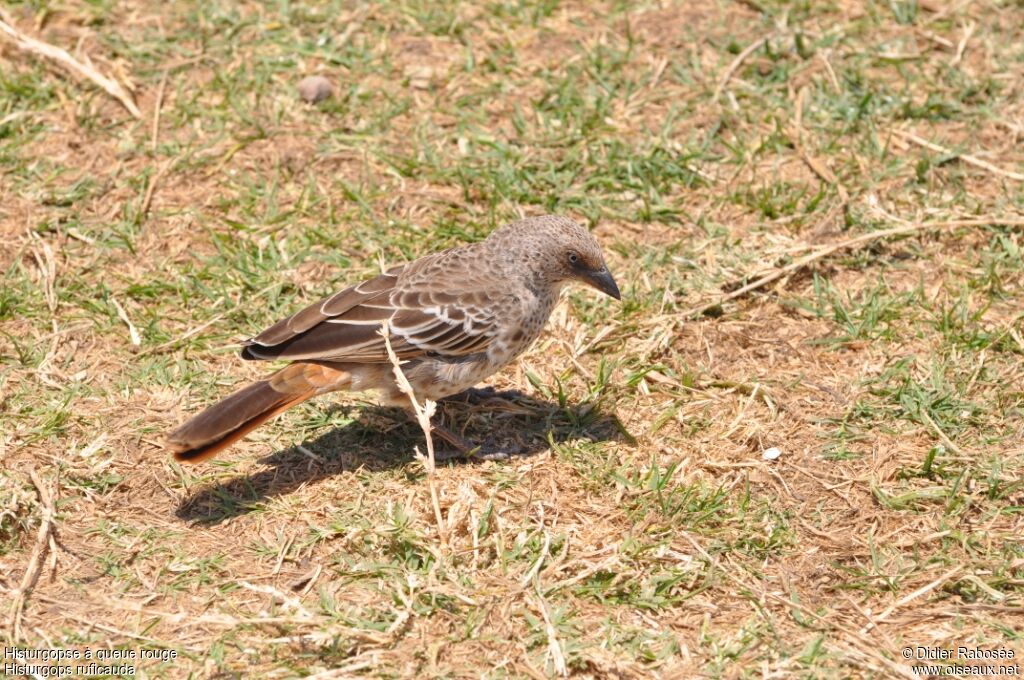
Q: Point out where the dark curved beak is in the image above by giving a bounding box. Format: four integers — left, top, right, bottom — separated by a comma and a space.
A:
584, 267, 621, 300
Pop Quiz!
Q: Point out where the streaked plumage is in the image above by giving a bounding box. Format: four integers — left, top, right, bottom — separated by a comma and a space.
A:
166, 215, 620, 463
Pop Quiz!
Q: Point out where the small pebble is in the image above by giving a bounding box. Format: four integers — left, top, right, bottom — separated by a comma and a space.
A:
297, 75, 333, 104
762, 446, 782, 461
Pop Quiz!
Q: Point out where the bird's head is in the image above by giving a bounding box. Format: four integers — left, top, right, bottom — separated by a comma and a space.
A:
494, 215, 621, 300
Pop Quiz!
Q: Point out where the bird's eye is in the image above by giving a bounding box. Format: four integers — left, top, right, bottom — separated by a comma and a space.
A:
568, 252, 579, 264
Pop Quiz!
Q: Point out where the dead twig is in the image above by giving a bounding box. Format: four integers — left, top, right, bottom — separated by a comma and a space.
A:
0, 110, 33, 127
859, 565, 964, 634
28, 235, 61, 386
529, 591, 568, 677
137, 159, 175, 225
894, 129, 1024, 181
303, 657, 380, 678
379, 321, 447, 547
790, 86, 850, 203
918, 409, 965, 457
8, 470, 57, 642
151, 70, 168, 151
111, 297, 141, 347
672, 216, 1024, 320
0, 8, 141, 118
950, 21, 976, 66
713, 34, 771, 102
137, 313, 224, 357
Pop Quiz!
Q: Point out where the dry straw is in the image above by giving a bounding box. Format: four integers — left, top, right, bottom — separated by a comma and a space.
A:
0, 7, 141, 118
379, 321, 448, 547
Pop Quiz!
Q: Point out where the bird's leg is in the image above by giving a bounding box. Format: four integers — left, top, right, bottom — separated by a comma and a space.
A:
430, 421, 478, 458
426, 411, 512, 462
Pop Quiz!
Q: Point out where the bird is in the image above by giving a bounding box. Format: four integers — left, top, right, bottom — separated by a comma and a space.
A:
166, 214, 621, 463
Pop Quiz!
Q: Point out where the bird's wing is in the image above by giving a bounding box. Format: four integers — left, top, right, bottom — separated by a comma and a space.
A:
241, 255, 504, 363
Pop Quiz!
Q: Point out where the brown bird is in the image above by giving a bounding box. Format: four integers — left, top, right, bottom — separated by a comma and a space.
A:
166, 215, 620, 463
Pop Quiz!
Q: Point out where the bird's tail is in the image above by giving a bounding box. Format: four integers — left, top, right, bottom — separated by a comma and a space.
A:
166, 362, 350, 464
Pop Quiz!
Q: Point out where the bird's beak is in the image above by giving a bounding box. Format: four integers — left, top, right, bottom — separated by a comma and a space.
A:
583, 267, 621, 300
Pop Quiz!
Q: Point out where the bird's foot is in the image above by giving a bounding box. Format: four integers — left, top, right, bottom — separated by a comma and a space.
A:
428, 423, 516, 462
443, 386, 523, 406
433, 447, 513, 462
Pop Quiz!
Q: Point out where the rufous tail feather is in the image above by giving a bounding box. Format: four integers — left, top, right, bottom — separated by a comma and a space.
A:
166, 362, 349, 463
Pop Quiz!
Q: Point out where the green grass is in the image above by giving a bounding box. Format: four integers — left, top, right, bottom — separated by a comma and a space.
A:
2, 0, 1024, 677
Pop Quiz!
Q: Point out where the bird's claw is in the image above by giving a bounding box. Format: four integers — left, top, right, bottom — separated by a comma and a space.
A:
433, 446, 512, 462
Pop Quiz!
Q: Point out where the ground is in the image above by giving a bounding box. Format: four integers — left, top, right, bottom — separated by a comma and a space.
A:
2, 0, 1023, 677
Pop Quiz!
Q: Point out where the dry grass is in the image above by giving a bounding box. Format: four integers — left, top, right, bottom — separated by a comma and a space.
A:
2, 0, 1023, 677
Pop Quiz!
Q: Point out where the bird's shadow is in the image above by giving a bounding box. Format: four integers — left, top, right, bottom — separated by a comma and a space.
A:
175, 388, 631, 525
